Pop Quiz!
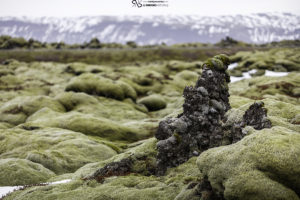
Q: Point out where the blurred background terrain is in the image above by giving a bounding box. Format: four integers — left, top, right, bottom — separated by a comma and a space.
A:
0, 0, 299, 199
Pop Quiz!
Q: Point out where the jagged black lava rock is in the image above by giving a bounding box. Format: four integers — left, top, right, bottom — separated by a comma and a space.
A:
155, 54, 231, 175
226, 101, 272, 143
86, 158, 133, 183
242, 101, 272, 130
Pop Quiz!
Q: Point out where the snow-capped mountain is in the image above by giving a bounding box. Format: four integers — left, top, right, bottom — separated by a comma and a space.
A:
0, 13, 299, 44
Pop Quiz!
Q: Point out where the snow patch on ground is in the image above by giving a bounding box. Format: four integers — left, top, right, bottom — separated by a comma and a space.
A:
265, 70, 289, 77
228, 62, 238, 70
0, 179, 72, 198
230, 70, 289, 83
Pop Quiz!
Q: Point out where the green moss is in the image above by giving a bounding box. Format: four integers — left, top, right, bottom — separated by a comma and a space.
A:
229, 94, 300, 132
4, 176, 179, 200
56, 92, 148, 122
197, 126, 300, 200
1, 50, 299, 200
64, 62, 112, 75
65, 73, 136, 101
263, 98, 300, 120
0, 96, 66, 125
166, 60, 199, 71
0, 122, 12, 129
117, 80, 137, 101
230, 48, 300, 72
5, 139, 202, 200
291, 114, 300, 125
73, 138, 158, 179
229, 95, 254, 108
55, 92, 99, 111
275, 59, 299, 71
228, 69, 243, 77
251, 69, 265, 76
214, 54, 230, 66
211, 58, 225, 71
119, 77, 163, 96
137, 94, 167, 111
26, 109, 143, 142
175, 70, 199, 81
0, 127, 117, 174
65, 73, 123, 100
230, 72, 300, 99
292, 87, 300, 97
0, 158, 55, 186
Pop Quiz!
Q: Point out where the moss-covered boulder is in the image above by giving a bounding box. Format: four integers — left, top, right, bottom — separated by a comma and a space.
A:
56, 92, 147, 121
26, 109, 144, 141
65, 73, 136, 100
0, 127, 117, 174
64, 62, 111, 75
0, 96, 66, 125
0, 158, 55, 186
137, 94, 167, 111
230, 72, 300, 99
197, 126, 300, 200
230, 48, 300, 73
4, 139, 201, 200
166, 60, 200, 71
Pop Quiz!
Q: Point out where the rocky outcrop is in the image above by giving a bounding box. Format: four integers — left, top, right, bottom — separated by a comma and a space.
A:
155, 54, 273, 176
155, 54, 231, 175
223, 101, 272, 144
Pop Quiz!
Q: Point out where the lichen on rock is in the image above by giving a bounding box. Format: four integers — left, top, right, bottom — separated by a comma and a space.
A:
155, 54, 231, 175
155, 54, 274, 176
223, 101, 272, 144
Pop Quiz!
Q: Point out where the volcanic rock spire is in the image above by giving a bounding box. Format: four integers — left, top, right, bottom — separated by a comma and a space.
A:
155, 54, 231, 175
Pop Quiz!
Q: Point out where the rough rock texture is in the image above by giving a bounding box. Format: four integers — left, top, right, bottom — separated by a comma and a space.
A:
155, 55, 231, 175
197, 126, 300, 200
87, 158, 133, 183
242, 101, 272, 129
224, 101, 272, 144
79, 138, 158, 183
155, 54, 274, 176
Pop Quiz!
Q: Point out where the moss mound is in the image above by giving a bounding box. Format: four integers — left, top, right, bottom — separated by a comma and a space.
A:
5, 139, 201, 200
166, 60, 201, 71
56, 92, 147, 121
0, 96, 66, 125
197, 126, 300, 200
0, 158, 55, 186
137, 94, 167, 111
65, 73, 136, 100
26, 109, 143, 141
230, 72, 300, 99
230, 48, 300, 74
0, 127, 117, 174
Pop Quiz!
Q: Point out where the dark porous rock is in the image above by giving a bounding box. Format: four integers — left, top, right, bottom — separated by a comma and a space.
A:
242, 101, 272, 130
155, 54, 231, 175
197, 176, 225, 200
85, 158, 133, 183
224, 101, 272, 144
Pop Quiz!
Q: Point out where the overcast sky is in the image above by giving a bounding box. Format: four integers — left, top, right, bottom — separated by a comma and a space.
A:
0, 0, 299, 17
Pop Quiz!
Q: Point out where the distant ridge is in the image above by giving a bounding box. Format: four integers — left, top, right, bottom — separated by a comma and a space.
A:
0, 13, 299, 44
